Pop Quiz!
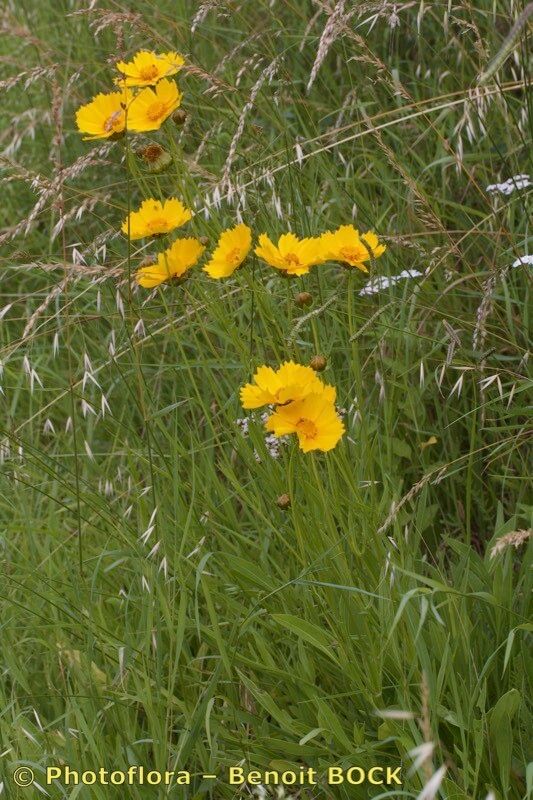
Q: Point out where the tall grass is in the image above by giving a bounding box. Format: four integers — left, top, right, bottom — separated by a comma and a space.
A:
0, 1, 531, 798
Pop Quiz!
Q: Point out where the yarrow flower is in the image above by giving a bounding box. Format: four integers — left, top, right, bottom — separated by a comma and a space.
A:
359, 269, 422, 296
486, 174, 531, 196
255, 232, 324, 275
320, 225, 386, 271
511, 254, 533, 268
128, 79, 182, 132
203, 224, 252, 279
121, 198, 192, 240
136, 237, 205, 288
266, 390, 345, 453
75, 88, 131, 140
115, 50, 184, 87
240, 361, 331, 409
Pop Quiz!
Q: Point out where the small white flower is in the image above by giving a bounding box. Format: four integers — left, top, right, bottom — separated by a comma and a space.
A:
511, 254, 533, 268
359, 270, 423, 296
486, 173, 531, 195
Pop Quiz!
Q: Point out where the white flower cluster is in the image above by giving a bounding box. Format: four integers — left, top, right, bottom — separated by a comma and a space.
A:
359, 269, 423, 296
236, 414, 288, 460
486, 174, 531, 195
511, 254, 533, 268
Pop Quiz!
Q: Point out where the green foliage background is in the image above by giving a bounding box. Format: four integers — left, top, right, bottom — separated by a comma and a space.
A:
0, 1, 531, 798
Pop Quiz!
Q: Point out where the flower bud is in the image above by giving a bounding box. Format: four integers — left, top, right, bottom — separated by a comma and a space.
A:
172, 109, 188, 126
198, 236, 209, 246
309, 355, 327, 372
295, 291, 312, 307
276, 493, 291, 510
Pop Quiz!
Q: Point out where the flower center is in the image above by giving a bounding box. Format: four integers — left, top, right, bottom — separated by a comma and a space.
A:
284, 252, 300, 267
104, 110, 124, 132
146, 217, 168, 233
339, 246, 363, 263
296, 417, 318, 439
139, 64, 160, 81
146, 101, 166, 121
226, 247, 242, 266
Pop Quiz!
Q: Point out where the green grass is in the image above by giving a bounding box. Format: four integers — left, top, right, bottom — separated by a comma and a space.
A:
0, 1, 532, 798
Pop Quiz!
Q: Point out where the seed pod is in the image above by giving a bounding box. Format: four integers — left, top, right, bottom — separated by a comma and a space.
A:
172, 109, 188, 126
295, 291, 312, 307
276, 493, 291, 510
137, 143, 172, 174
309, 355, 327, 372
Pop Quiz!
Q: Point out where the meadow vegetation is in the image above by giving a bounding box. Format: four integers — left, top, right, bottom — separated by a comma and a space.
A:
0, 1, 531, 798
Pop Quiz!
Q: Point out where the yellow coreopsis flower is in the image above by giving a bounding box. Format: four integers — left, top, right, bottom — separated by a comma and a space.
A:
265, 391, 345, 453
75, 88, 131, 140
320, 225, 386, 271
115, 50, 184, 87
255, 232, 324, 276
240, 361, 334, 409
121, 198, 192, 240
128, 79, 182, 133
203, 224, 252, 279
136, 237, 205, 288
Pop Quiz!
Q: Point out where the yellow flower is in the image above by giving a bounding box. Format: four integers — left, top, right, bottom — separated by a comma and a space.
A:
115, 50, 185, 87
266, 391, 345, 453
75, 88, 131, 140
203, 224, 252, 279
128, 79, 182, 133
240, 361, 332, 409
360, 230, 386, 259
255, 232, 324, 276
136, 237, 205, 288
121, 198, 192, 240
320, 225, 386, 271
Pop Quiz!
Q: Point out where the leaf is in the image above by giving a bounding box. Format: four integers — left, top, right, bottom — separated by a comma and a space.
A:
299, 727, 324, 746
503, 624, 533, 675
489, 689, 521, 791
237, 671, 296, 732
272, 614, 337, 662
317, 699, 353, 750
392, 437, 412, 459
226, 555, 273, 590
